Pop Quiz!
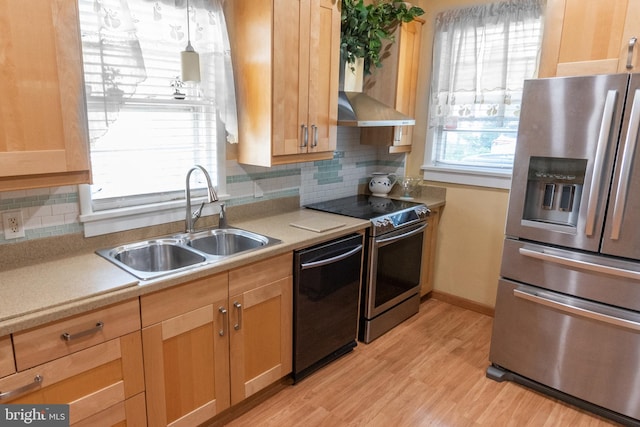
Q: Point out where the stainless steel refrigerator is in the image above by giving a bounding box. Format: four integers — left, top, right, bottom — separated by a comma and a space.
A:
488, 73, 640, 426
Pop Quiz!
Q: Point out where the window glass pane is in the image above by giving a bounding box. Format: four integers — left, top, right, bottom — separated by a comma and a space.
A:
78, 0, 230, 211
428, 0, 543, 172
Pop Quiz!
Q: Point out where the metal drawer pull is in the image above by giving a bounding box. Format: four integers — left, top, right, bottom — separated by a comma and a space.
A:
514, 289, 640, 332
218, 307, 228, 336
627, 37, 637, 69
519, 247, 640, 281
61, 321, 104, 341
0, 375, 43, 401
311, 124, 318, 147
301, 124, 308, 148
234, 302, 243, 331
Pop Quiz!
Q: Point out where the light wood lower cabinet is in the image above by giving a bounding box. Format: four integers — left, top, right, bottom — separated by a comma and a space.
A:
141, 273, 230, 427
0, 331, 145, 426
0, 335, 15, 378
140, 253, 293, 426
420, 206, 441, 297
228, 253, 293, 405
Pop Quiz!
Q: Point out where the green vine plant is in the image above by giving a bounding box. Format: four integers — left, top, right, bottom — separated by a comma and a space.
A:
341, 0, 425, 75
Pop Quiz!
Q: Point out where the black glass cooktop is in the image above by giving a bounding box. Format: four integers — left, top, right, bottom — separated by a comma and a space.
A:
305, 195, 424, 220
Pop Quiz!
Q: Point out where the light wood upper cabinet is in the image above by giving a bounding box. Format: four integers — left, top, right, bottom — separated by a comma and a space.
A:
539, 0, 640, 77
361, 19, 424, 153
229, 0, 340, 166
0, 0, 91, 191
141, 273, 231, 427
228, 253, 292, 405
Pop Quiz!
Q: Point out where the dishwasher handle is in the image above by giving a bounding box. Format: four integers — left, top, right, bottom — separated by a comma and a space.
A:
300, 245, 362, 270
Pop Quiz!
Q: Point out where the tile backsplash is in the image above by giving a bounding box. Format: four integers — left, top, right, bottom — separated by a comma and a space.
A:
0, 128, 406, 245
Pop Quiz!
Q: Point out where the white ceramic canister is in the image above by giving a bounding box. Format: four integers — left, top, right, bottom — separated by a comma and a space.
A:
368, 173, 397, 197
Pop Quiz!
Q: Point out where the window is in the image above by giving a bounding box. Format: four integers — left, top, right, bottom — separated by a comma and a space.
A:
77, 0, 237, 236
424, 0, 544, 188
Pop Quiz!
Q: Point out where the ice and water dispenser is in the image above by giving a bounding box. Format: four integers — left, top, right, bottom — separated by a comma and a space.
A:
522, 157, 587, 229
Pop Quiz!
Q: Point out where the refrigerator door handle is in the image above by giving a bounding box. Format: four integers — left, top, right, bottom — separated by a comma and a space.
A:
610, 89, 640, 240
585, 90, 618, 237
513, 289, 640, 332
519, 247, 640, 281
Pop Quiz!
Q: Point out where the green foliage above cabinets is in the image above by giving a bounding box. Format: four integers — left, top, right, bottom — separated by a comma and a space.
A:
340, 0, 424, 74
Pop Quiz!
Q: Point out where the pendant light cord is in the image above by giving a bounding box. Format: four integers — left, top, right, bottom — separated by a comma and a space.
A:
186, 0, 193, 51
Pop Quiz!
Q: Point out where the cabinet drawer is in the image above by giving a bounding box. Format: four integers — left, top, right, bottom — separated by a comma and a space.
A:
229, 252, 292, 295
0, 332, 144, 425
13, 299, 141, 371
0, 335, 15, 378
73, 392, 147, 427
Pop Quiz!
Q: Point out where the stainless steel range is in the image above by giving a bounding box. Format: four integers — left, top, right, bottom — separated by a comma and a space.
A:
306, 195, 430, 343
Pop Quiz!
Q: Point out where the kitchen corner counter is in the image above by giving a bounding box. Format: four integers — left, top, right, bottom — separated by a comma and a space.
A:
0, 209, 371, 336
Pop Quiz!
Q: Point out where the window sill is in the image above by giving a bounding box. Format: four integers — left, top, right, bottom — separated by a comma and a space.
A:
421, 165, 512, 190
80, 194, 229, 237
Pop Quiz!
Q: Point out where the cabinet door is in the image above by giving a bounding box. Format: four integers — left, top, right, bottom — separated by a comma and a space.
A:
140, 274, 230, 427
0, 333, 144, 426
0, 0, 90, 191
228, 253, 292, 405
0, 336, 15, 378
361, 19, 423, 152
539, 0, 639, 77
306, 0, 340, 154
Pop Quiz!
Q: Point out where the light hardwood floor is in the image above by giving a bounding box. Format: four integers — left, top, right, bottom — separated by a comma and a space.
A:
220, 298, 620, 426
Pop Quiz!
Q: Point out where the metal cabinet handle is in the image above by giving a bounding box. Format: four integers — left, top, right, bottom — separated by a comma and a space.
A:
610, 89, 640, 240
585, 90, 617, 236
519, 247, 640, 281
61, 321, 104, 341
311, 124, 318, 147
233, 302, 242, 331
514, 289, 640, 332
0, 375, 43, 401
218, 307, 228, 336
627, 37, 637, 70
301, 124, 308, 148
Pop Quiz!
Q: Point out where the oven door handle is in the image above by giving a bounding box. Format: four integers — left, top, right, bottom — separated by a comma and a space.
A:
375, 223, 427, 247
300, 245, 363, 270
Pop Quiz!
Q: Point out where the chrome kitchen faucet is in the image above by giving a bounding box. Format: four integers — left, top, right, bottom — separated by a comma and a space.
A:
185, 165, 218, 232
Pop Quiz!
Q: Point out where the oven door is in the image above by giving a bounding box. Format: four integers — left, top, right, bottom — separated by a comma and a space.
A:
364, 221, 426, 318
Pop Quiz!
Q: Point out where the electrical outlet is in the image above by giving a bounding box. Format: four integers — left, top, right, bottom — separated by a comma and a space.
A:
2, 210, 25, 239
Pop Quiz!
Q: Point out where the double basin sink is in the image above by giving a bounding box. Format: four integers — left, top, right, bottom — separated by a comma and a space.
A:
97, 227, 281, 280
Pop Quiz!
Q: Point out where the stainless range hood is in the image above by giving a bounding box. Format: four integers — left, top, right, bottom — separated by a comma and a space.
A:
337, 91, 416, 127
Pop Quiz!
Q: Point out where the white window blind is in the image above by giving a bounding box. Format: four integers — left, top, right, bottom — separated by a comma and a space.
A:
427, 0, 543, 174
78, 0, 237, 211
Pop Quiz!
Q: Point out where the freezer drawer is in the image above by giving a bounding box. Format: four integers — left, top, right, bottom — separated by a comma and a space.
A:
501, 238, 640, 311
489, 279, 640, 422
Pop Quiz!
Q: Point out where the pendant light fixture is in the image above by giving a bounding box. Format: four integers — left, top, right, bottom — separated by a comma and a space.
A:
181, 0, 200, 82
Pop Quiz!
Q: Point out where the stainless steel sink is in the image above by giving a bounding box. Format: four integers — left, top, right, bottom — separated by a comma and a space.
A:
97, 239, 208, 280
97, 228, 280, 281
182, 228, 270, 256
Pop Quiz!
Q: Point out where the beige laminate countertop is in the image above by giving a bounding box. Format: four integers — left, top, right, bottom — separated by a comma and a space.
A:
0, 188, 445, 336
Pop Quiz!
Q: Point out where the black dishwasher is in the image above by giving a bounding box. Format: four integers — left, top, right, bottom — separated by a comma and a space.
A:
293, 233, 364, 382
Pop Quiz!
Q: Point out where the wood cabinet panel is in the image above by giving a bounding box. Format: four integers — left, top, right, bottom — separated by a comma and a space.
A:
362, 19, 423, 152
140, 273, 227, 327
13, 299, 141, 371
229, 276, 292, 405
0, 0, 91, 191
420, 207, 440, 297
0, 332, 144, 425
539, 0, 640, 77
230, 0, 339, 166
0, 335, 15, 378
